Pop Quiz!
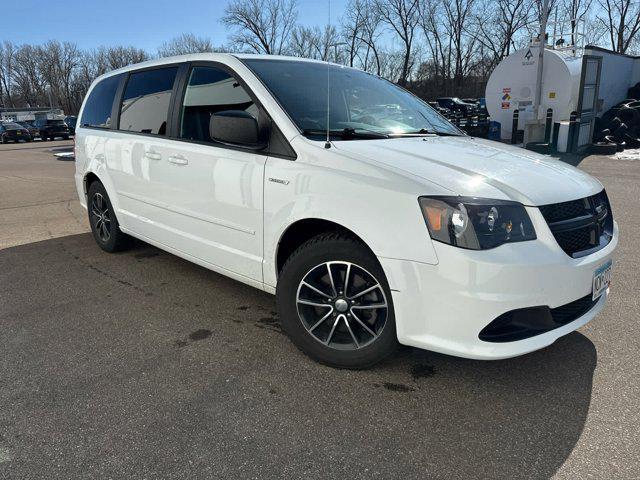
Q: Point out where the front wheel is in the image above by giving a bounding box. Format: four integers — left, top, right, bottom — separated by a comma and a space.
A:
87, 181, 132, 252
276, 233, 397, 369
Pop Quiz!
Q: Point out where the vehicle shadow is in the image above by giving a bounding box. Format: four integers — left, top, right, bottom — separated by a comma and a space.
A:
371, 333, 596, 478
0, 233, 597, 479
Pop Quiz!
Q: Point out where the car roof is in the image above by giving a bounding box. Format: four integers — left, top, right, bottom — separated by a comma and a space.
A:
97, 53, 331, 78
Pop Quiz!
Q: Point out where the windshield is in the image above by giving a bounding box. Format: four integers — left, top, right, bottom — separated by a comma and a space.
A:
242, 59, 462, 138
2, 122, 23, 129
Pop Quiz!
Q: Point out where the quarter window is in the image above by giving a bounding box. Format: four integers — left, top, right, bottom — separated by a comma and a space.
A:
180, 66, 259, 143
80, 74, 122, 129
119, 67, 178, 135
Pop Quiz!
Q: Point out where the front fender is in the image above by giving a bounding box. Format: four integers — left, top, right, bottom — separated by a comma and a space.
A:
263, 148, 441, 288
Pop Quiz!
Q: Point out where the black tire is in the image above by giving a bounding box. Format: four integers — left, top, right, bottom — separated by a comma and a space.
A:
276, 232, 397, 369
608, 117, 622, 132
624, 133, 640, 148
590, 141, 618, 155
614, 123, 629, 140
87, 181, 132, 253
618, 107, 640, 126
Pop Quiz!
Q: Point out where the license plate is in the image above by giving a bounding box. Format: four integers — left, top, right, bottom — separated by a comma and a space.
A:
592, 260, 612, 300
16, 131, 21, 135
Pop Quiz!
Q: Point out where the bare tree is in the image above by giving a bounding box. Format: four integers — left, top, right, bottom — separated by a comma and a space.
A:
105, 46, 150, 70
222, 0, 297, 54
561, 0, 594, 45
290, 26, 321, 58
0, 41, 16, 107
38, 41, 81, 114
12, 44, 48, 107
374, 0, 421, 85
158, 33, 217, 57
420, 0, 452, 92
441, 0, 478, 88
472, 0, 533, 68
596, 0, 640, 53
358, 6, 384, 75
342, 0, 367, 67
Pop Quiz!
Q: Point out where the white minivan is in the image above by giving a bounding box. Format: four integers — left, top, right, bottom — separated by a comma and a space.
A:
75, 54, 617, 368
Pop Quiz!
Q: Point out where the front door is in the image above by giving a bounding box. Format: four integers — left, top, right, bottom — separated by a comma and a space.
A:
151, 64, 267, 283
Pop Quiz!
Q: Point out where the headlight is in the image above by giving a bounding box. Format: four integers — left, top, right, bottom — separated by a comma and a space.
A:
418, 196, 536, 250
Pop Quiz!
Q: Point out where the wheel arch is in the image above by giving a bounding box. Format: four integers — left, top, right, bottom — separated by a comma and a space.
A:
83, 171, 101, 198
275, 218, 377, 278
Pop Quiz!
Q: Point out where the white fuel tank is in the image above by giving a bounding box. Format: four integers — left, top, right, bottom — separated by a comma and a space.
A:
486, 46, 583, 140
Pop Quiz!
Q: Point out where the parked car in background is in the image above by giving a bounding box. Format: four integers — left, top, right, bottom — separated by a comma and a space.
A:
17, 121, 40, 139
65, 116, 77, 135
0, 122, 32, 143
35, 118, 71, 141
427, 101, 452, 116
436, 97, 477, 116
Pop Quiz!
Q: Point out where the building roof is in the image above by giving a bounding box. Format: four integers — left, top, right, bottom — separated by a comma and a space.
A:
0, 107, 62, 113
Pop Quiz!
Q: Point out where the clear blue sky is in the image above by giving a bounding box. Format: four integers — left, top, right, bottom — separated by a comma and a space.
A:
2, 0, 348, 51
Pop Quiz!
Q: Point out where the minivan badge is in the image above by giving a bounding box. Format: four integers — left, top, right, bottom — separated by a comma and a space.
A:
268, 178, 290, 185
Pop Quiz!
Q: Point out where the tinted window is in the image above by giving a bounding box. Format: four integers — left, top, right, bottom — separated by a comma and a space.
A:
119, 67, 178, 135
243, 59, 460, 137
80, 74, 121, 128
180, 66, 258, 143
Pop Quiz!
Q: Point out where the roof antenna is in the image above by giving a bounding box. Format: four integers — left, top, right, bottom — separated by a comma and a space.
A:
324, 0, 332, 149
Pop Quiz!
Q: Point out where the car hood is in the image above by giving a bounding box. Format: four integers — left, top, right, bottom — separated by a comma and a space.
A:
334, 136, 603, 205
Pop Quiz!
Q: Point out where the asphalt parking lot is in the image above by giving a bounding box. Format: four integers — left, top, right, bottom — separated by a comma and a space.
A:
1, 141, 639, 479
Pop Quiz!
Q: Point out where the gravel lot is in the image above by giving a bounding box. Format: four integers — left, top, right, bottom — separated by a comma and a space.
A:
0, 141, 638, 479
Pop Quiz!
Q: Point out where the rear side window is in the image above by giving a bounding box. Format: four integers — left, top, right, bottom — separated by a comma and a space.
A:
80, 74, 121, 129
180, 66, 258, 143
119, 67, 178, 136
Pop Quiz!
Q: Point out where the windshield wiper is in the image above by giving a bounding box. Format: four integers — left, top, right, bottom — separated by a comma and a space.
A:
402, 128, 464, 137
302, 128, 389, 139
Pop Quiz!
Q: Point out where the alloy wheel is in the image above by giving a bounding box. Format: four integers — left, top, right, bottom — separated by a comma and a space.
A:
296, 261, 388, 350
91, 193, 111, 242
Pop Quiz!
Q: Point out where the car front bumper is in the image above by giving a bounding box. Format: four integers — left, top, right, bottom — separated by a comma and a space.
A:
379, 207, 619, 360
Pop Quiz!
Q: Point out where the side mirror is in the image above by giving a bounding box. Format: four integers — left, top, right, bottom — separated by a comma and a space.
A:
209, 110, 263, 148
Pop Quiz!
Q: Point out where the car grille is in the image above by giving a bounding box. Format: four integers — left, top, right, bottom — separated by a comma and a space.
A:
539, 190, 613, 258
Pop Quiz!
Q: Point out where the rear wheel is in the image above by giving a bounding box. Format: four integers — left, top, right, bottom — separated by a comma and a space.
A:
87, 181, 132, 252
276, 233, 397, 369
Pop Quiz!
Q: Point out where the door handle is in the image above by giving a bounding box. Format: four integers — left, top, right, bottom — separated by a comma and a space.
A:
168, 155, 188, 166
144, 151, 162, 161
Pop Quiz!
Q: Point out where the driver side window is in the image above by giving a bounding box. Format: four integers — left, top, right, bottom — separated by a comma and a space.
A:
180, 66, 259, 144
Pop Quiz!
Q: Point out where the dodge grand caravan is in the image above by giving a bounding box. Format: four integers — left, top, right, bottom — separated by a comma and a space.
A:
75, 54, 617, 368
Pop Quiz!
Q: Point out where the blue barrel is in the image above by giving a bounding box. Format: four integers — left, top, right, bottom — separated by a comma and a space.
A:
487, 121, 501, 141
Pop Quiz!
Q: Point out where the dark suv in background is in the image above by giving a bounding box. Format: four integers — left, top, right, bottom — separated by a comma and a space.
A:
35, 118, 70, 141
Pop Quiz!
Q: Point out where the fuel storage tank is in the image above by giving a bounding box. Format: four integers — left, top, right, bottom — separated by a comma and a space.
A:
485, 46, 583, 141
